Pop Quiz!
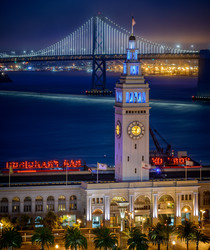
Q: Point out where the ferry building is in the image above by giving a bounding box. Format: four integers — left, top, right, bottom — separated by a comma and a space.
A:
1, 34, 210, 230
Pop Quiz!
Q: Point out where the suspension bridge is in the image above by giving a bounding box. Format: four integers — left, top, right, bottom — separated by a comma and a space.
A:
0, 15, 200, 91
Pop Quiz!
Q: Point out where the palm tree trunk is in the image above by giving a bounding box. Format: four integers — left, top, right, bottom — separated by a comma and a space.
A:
187, 240, 189, 250
166, 240, 169, 250
75, 243, 77, 250
196, 241, 199, 250
158, 243, 160, 250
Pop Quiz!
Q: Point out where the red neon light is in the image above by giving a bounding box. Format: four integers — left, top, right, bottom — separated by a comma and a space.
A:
6, 160, 82, 169
151, 157, 191, 166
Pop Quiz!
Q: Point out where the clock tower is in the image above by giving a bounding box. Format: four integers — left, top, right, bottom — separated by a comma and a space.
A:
115, 34, 150, 182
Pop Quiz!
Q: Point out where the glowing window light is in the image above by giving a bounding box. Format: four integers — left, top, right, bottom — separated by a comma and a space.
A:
130, 66, 139, 75
123, 63, 127, 74
138, 92, 141, 103
126, 92, 130, 103
142, 92, 146, 103
130, 92, 133, 103
134, 92, 138, 103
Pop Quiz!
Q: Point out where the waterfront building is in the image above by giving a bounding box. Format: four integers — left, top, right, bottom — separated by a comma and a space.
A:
1, 33, 210, 230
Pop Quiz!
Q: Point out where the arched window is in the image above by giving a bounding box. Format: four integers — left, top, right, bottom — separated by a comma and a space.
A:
24, 197, 32, 212
134, 196, 151, 211
0, 198, 8, 213
158, 195, 174, 210
203, 191, 210, 205
12, 197, 20, 213
69, 195, 77, 210
58, 195, 66, 211
35, 196, 43, 212
47, 196, 54, 212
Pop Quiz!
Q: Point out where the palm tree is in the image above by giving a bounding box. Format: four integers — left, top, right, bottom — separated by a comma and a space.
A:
148, 223, 165, 250
161, 222, 175, 250
93, 227, 118, 250
43, 211, 61, 230
127, 227, 149, 250
0, 227, 22, 249
64, 226, 87, 250
191, 228, 210, 250
31, 227, 54, 250
177, 220, 197, 250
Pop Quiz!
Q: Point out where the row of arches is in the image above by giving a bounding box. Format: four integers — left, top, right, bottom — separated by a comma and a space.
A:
110, 194, 176, 212
0, 195, 77, 213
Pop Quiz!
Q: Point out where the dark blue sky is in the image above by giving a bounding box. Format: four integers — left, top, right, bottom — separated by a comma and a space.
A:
1, 0, 210, 52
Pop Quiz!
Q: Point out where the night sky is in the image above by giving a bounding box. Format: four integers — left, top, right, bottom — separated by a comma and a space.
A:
1, 0, 210, 52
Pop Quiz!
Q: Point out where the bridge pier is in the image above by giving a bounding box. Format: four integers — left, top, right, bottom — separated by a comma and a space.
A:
195, 50, 210, 100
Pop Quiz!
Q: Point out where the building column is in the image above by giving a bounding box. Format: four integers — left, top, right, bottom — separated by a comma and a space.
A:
129, 195, 134, 226
20, 199, 24, 213
176, 193, 181, 225
54, 198, 58, 213
8, 199, 12, 214
152, 193, 158, 225
86, 197, 92, 228
104, 196, 110, 227
193, 192, 199, 224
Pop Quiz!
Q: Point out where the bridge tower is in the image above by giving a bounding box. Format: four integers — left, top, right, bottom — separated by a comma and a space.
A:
196, 50, 210, 99
114, 34, 150, 182
91, 16, 108, 92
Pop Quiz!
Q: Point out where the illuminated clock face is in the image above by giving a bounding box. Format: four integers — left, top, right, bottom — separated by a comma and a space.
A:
115, 121, 121, 138
127, 121, 145, 139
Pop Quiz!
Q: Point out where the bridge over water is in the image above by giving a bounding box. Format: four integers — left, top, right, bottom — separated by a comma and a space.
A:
0, 15, 208, 93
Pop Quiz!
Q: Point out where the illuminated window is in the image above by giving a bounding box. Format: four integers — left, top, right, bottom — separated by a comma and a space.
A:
130, 92, 133, 103
35, 196, 43, 212
58, 195, 66, 211
134, 92, 138, 103
116, 91, 122, 103
138, 92, 141, 103
96, 198, 99, 204
134, 50, 138, 60
0, 198, 8, 213
24, 197, 31, 212
12, 197, 20, 213
185, 195, 188, 200
126, 92, 130, 103
47, 196, 55, 212
142, 92, 146, 103
69, 195, 77, 210
130, 66, 139, 75
100, 198, 103, 203
127, 51, 131, 60
92, 198, 95, 204
123, 63, 127, 74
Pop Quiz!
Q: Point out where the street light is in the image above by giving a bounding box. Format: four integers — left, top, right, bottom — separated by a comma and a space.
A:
172, 240, 176, 250
55, 245, 59, 249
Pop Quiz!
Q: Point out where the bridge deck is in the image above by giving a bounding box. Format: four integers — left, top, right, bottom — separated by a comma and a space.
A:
0, 53, 199, 63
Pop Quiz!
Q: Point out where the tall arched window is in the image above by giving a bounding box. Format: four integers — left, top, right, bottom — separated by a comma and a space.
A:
58, 195, 66, 211
35, 196, 43, 212
47, 196, 54, 212
0, 198, 8, 213
12, 197, 20, 213
69, 195, 77, 210
24, 197, 32, 212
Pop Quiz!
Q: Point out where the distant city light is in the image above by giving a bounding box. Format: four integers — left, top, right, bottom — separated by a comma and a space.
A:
176, 45, 180, 48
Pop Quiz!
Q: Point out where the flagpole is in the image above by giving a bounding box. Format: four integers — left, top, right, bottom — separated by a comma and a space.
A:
131, 17, 133, 35
9, 170, 10, 187
97, 163, 99, 184
66, 165, 68, 185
